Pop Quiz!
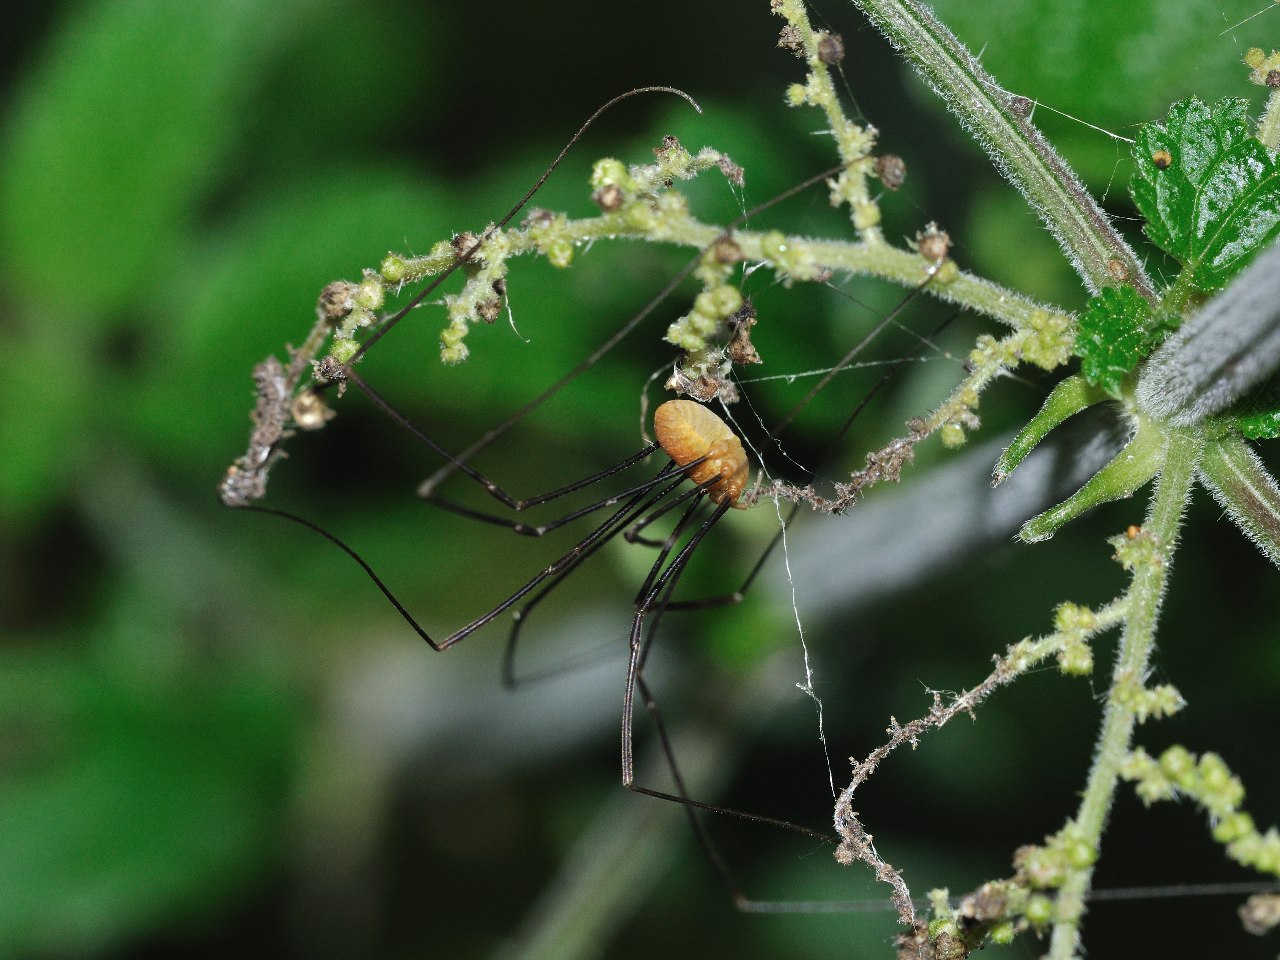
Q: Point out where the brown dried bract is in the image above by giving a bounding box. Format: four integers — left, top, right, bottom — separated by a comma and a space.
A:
475, 298, 502, 324
314, 354, 347, 384
592, 183, 624, 212
317, 281, 358, 324
817, 32, 845, 65
717, 156, 745, 187
665, 367, 739, 405
711, 237, 745, 265
875, 153, 907, 191
917, 222, 952, 263
896, 922, 936, 960
726, 301, 762, 365
521, 207, 555, 229
777, 24, 804, 56
958, 882, 1010, 923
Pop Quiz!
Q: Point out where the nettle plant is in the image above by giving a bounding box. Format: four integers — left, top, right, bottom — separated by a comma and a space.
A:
224, 0, 1280, 956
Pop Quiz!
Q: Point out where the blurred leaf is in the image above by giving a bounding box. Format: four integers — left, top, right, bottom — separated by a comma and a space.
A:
0, 318, 94, 520
1131, 98, 1280, 292
0, 652, 299, 956
0, 0, 311, 315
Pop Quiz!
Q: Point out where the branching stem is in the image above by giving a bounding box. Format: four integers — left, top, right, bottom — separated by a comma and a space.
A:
1047, 430, 1201, 959
848, 0, 1154, 300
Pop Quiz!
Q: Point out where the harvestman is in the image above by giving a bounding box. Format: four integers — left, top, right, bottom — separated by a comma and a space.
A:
222, 87, 955, 911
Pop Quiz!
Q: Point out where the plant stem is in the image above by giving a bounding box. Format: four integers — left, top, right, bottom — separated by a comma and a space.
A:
1046, 430, 1200, 960
386, 216, 1068, 335
848, 0, 1154, 301
1258, 86, 1280, 152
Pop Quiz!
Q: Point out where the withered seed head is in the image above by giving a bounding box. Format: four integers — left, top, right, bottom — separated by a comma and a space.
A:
916, 222, 951, 262
712, 237, 746, 265
726, 301, 762, 365
290, 387, 334, 430
592, 183, 624, 212
317, 281, 358, 324
875, 154, 906, 190
315, 355, 347, 383
817, 32, 845, 65
778, 24, 804, 56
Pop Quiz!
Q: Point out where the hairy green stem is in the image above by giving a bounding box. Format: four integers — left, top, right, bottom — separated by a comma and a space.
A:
1259, 86, 1280, 152
1047, 430, 1200, 960
386, 216, 1067, 334
1199, 433, 1280, 568
848, 0, 1154, 301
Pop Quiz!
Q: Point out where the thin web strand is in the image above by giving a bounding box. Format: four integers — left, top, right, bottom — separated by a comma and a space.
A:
774, 493, 835, 798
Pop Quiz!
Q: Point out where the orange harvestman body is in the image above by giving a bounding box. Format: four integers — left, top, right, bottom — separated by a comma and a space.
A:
653, 399, 751, 509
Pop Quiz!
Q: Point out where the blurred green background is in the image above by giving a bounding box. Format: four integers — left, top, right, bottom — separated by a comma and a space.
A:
1, 1, 1277, 957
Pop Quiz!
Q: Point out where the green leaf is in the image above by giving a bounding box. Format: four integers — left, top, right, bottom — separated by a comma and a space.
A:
1226, 375, 1280, 439
1131, 98, 1280, 292
1074, 285, 1167, 393
1236, 409, 1280, 440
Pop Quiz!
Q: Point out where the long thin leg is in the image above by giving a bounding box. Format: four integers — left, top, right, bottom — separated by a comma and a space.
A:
498, 468, 692, 686
622, 482, 716, 548
616, 502, 844, 891
436, 470, 690, 650
499, 471, 726, 687
248, 464, 683, 654
347, 367, 666, 516
424, 449, 685, 538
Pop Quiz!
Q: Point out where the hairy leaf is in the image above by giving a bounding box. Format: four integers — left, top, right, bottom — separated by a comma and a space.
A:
1131, 98, 1280, 292
1074, 285, 1168, 394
